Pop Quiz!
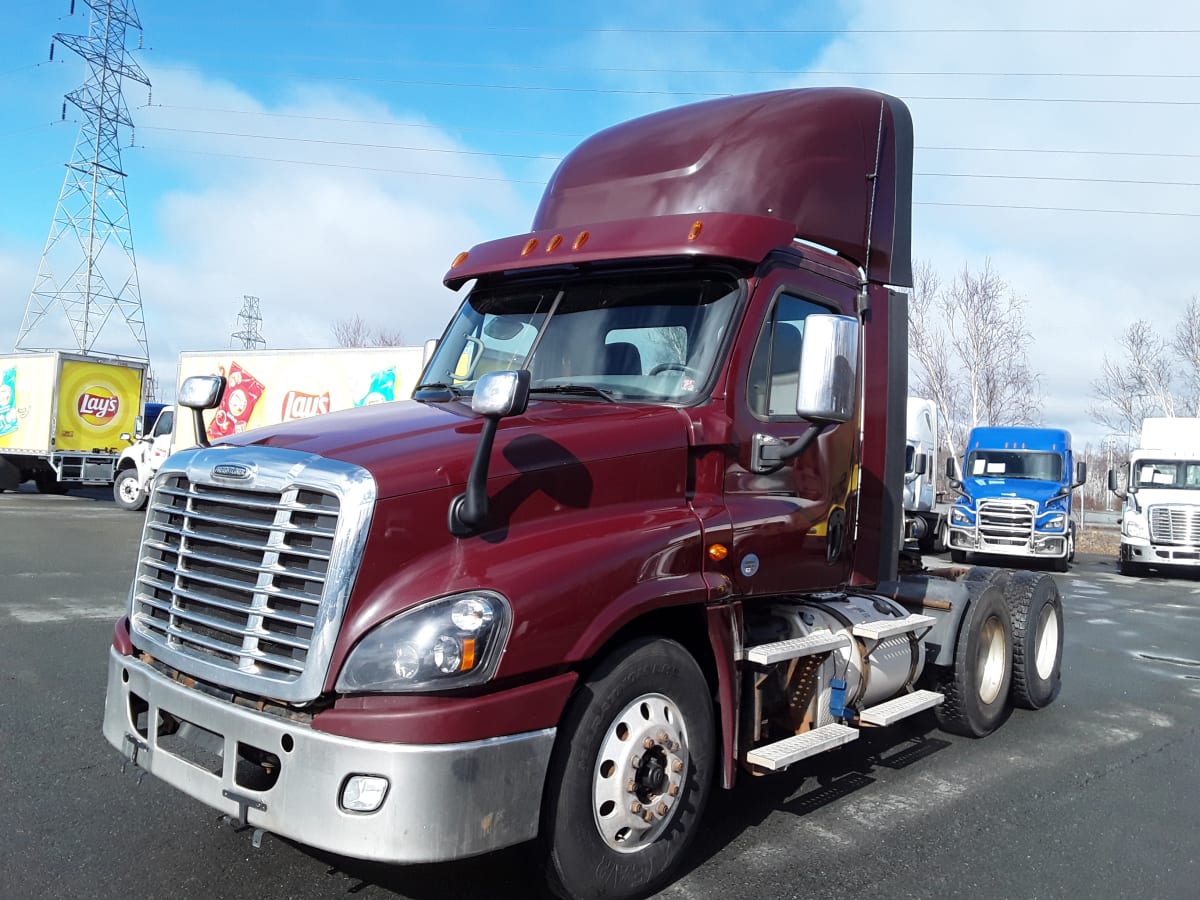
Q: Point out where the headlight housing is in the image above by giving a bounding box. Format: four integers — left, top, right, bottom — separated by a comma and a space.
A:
1042, 513, 1066, 531
950, 506, 973, 526
1124, 513, 1149, 539
336, 591, 511, 693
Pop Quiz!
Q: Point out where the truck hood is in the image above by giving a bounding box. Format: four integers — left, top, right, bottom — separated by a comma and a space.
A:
218, 398, 692, 499
959, 477, 1068, 507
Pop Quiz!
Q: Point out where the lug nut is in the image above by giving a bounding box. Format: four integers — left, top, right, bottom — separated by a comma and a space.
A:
657, 731, 669, 744
643, 737, 654, 750
630, 801, 642, 814
625, 779, 637, 794
671, 759, 684, 773
631, 756, 641, 768
643, 810, 654, 823
656, 802, 668, 816
670, 741, 681, 752
668, 783, 679, 797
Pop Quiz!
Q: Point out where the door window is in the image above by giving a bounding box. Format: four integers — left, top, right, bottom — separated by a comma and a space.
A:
747, 293, 830, 419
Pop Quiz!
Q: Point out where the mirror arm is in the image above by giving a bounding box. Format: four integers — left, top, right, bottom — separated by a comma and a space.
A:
192, 409, 211, 448
448, 415, 499, 536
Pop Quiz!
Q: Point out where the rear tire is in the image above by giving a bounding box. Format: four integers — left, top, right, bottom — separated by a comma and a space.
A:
1003, 571, 1063, 709
934, 583, 1013, 737
34, 472, 69, 494
113, 469, 148, 511
541, 638, 714, 900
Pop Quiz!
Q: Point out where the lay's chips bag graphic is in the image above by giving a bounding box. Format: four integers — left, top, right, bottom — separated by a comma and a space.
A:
0, 367, 17, 437
356, 367, 396, 406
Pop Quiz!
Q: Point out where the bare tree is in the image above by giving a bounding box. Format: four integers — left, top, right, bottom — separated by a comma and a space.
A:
332, 315, 407, 348
1174, 295, 1200, 416
909, 258, 1043, 468
1089, 318, 1178, 437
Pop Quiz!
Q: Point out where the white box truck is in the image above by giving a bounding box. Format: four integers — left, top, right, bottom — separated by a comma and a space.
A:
0, 351, 148, 493
1109, 416, 1200, 574
112, 346, 427, 510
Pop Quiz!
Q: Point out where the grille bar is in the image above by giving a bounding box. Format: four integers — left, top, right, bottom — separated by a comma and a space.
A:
1149, 505, 1200, 545
978, 499, 1035, 545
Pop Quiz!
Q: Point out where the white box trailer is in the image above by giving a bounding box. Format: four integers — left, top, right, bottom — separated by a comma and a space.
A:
0, 351, 148, 493
112, 346, 427, 509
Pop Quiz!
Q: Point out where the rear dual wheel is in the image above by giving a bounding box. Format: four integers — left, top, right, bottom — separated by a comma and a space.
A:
935, 583, 1013, 737
1003, 571, 1063, 709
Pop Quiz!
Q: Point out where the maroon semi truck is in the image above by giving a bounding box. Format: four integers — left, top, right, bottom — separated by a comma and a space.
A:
103, 88, 1064, 900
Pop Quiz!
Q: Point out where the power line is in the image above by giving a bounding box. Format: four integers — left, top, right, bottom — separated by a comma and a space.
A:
130, 144, 1200, 217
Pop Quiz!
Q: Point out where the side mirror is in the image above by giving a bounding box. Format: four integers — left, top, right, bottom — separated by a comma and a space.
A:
914, 453, 929, 477
120, 432, 132, 443
422, 338, 439, 366
1107, 467, 1127, 500
449, 370, 531, 536
796, 314, 858, 423
178, 374, 227, 449
1075, 461, 1087, 486
945, 455, 963, 491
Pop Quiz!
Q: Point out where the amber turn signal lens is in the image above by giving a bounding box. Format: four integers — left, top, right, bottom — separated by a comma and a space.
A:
688, 220, 704, 241
521, 238, 538, 256
707, 543, 729, 562
547, 234, 563, 252
450, 251, 469, 268
572, 230, 590, 250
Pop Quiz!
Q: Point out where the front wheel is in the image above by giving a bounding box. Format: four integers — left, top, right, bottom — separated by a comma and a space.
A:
541, 638, 714, 900
934, 583, 1013, 737
113, 469, 147, 511
1004, 571, 1063, 709
950, 548, 968, 564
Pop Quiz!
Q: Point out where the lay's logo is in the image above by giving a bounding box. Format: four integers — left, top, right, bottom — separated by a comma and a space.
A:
282, 390, 331, 421
77, 388, 120, 426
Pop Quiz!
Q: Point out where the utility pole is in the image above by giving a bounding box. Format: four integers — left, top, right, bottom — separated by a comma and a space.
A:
231, 295, 266, 350
15, 0, 151, 361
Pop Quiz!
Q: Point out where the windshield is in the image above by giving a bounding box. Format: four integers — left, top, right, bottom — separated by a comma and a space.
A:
1133, 459, 1200, 490
422, 271, 742, 403
965, 449, 1063, 482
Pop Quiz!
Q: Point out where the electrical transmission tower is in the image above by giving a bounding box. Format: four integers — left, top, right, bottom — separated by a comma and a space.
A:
231, 296, 267, 350
15, 0, 151, 361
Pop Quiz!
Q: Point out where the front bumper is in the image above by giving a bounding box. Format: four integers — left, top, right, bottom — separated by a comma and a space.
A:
102, 648, 556, 863
946, 526, 1067, 559
1120, 536, 1200, 567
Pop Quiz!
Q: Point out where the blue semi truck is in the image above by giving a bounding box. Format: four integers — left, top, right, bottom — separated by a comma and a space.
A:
945, 426, 1086, 571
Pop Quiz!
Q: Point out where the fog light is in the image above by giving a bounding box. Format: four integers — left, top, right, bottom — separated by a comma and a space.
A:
341, 774, 390, 813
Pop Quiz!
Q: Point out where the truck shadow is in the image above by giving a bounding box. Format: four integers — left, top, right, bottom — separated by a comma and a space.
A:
285, 716, 949, 899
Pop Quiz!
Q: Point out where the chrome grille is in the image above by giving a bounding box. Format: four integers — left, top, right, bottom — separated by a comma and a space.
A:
1149, 505, 1200, 546
977, 498, 1036, 546
128, 446, 376, 704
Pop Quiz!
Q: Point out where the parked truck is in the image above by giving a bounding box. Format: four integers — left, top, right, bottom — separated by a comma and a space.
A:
0, 350, 147, 493
112, 346, 428, 510
102, 88, 1065, 900
945, 425, 1085, 571
903, 396, 950, 552
1108, 416, 1200, 575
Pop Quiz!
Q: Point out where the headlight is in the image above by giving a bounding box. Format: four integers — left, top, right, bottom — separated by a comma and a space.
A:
950, 506, 973, 525
1125, 514, 1148, 539
336, 591, 511, 693
1042, 513, 1066, 531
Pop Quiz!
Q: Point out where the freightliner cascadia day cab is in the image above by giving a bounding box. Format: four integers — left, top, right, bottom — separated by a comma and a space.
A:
903, 396, 950, 552
945, 426, 1086, 572
0, 350, 147, 494
102, 88, 1065, 900
1108, 416, 1200, 575
112, 346, 428, 511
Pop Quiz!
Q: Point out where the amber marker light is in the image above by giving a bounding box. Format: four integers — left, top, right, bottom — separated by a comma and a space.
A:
688, 220, 704, 241
707, 543, 729, 562
461, 638, 477, 671
450, 251, 469, 268
547, 234, 563, 252
521, 238, 539, 256
572, 230, 590, 250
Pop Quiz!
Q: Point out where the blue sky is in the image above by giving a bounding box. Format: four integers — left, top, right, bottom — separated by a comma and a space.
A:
2, 0, 1199, 447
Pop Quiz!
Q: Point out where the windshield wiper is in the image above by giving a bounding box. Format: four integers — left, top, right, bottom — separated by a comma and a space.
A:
529, 384, 617, 402
413, 382, 465, 402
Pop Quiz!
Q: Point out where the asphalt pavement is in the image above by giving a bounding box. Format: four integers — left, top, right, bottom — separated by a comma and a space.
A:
1, 488, 1198, 899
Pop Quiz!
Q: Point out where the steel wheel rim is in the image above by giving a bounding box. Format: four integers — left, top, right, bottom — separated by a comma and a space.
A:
118, 476, 139, 503
1034, 603, 1060, 680
976, 616, 1007, 705
591, 692, 689, 854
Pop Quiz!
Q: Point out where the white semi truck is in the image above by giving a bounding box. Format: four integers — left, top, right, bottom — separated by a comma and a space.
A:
903, 397, 949, 552
1109, 416, 1200, 575
0, 351, 148, 494
112, 346, 428, 510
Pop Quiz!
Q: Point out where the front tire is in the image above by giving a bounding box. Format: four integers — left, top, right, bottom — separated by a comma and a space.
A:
934, 583, 1013, 737
541, 638, 715, 900
113, 469, 147, 511
950, 548, 968, 564
1004, 571, 1063, 709
34, 471, 69, 494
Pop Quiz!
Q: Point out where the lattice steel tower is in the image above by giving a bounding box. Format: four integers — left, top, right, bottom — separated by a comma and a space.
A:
15, 0, 151, 360
231, 295, 266, 350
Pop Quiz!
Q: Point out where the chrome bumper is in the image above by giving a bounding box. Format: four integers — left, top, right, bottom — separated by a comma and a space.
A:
947, 527, 1067, 559
1121, 536, 1200, 567
102, 648, 556, 863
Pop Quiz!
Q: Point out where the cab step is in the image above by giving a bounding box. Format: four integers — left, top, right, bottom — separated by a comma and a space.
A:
744, 723, 858, 771
743, 631, 846, 665
851, 613, 936, 641
858, 689, 944, 726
